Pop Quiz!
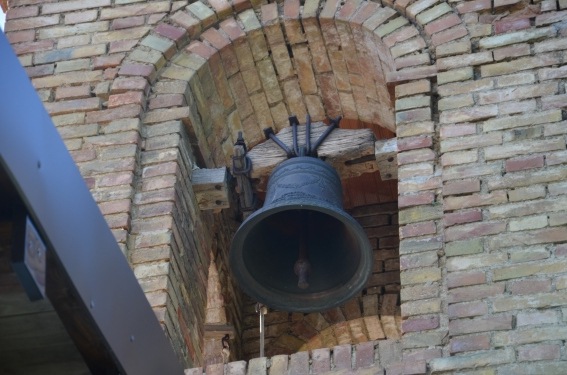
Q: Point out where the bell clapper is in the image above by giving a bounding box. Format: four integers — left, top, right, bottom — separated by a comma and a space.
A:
294, 211, 311, 289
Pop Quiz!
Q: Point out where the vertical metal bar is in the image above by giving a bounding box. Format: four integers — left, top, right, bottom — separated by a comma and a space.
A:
256, 303, 266, 357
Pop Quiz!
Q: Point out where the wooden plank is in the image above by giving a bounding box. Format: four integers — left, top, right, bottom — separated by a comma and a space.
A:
191, 167, 230, 211
375, 138, 398, 181
0, 291, 53, 317
247, 123, 377, 191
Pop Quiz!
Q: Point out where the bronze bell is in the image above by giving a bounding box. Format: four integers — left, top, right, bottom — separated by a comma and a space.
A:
230, 156, 373, 313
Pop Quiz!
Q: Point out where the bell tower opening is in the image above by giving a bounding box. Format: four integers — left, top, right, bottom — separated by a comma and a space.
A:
237, 119, 400, 359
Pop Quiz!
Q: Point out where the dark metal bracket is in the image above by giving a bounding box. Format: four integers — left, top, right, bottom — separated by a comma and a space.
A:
264, 115, 342, 159
231, 116, 341, 217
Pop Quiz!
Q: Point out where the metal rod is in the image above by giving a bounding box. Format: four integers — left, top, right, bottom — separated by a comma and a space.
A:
311, 116, 341, 152
290, 116, 300, 157
294, 211, 311, 289
305, 114, 312, 156
264, 128, 293, 158
256, 303, 267, 357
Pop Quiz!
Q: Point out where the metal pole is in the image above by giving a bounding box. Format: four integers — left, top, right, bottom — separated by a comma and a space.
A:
256, 303, 267, 357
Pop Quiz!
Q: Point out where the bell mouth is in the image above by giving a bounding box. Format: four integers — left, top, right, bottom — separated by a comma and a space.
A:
230, 203, 373, 313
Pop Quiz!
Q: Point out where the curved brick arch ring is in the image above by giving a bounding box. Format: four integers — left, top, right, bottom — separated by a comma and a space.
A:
114, 0, 471, 168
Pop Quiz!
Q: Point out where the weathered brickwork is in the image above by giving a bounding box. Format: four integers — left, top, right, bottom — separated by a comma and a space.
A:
5, 0, 567, 372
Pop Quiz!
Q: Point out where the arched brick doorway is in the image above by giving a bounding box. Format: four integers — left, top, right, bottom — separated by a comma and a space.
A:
116, 0, 442, 367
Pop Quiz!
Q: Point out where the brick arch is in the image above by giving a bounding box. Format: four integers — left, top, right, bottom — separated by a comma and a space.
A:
142, 1, 435, 168
115, 0, 472, 366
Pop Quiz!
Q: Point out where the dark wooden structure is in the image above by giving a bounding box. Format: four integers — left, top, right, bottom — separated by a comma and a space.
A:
0, 32, 184, 374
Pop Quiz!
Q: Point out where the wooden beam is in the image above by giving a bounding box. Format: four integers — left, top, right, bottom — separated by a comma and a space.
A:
375, 138, 398, 181
192, 167, 230, 211
247, 123, 378, 190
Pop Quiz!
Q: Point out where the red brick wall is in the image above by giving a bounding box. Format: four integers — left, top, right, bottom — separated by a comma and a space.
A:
5, 0, 567, 373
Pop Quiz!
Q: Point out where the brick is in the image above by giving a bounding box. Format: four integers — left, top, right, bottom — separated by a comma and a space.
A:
111, 76, 150, 94
456, 0, 492, 13
100, 2, 170, 20
447, 251, 508, 272
400, 282, 439, 302
397, 234, 440, 254
509, 246, 549, 263
405, 0, 439, 20
154, 23, 187, 47
450, 315, 512, 336
170, 11, 201, 37
129, 48, 166, 69
517, 309, 558, 327
395, 80, 431, 98
478, 82, 558, 105
493, 325, 567, 347
118, 63, 156, 80
449, 334, 490, 353
43, 0, 110, 14
443, 179, 480, 196
386, 66, 437, 83
400, 267, 441, 285
448, 301, 488, 319
5, 15, 60, 32
64, 10, 99, 25
25, 64, 54, 78
111, 16, 145, 30
310, 348, 330, 374
44, 97, 101, 116
400, 251, 438, 270
440, 149, 477, 166
484, 138, 565, 161
440, 124, 476, 140
425, 13, 461, 35
493, 43, 531, 61
85, 104, 142, 124
397, 135, 432, 151
518, 344, 561, 361
449, 282, 505, 304
479, 27, 555, 49
447, 270, 486, 289
440, 105, 498, 124
444, 209, 482, 228
34, 44, 106, 64
437, 67, 473, 85
508, 185, 546, 202
438, 78, 494, 96
488, 167, 567, 191
505, 153, 545, 172
398, 192, 435, 208
445, 221, 506, 242
12, 39, 55, 55
508, 278, 552, 295
55, 85, 91, 100
441, 133, 502, 153
429, 348, 514, 372
402, 316, 439, 333
401, 298, 441, 317
494, 259, 567, 281
437, 52, 493, 71
443, 162, 502, 181
445, 238, 484, 257
491, 227, 567, 250
444, 191, 507, 211
481, 53, 561, 77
